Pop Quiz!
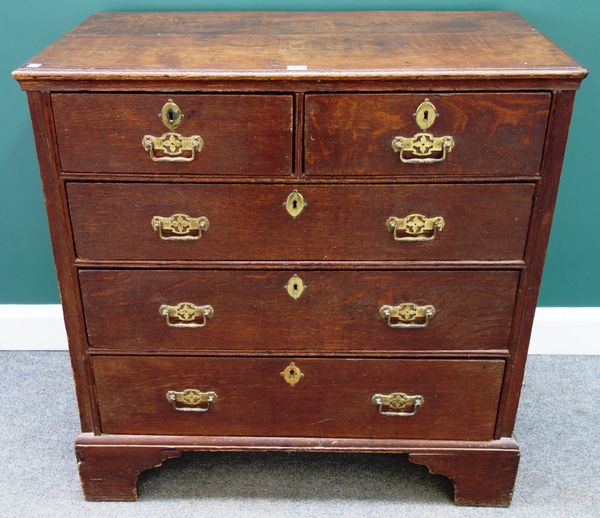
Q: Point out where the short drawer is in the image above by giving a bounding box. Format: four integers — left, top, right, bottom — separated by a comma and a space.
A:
67, 182, 534, 262
80, 269, 519, 352
305, 93, 550, 177
52, 93, 293, 175
93, 356, 505, 440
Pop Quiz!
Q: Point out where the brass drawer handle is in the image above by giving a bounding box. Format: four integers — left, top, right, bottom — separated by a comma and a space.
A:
142, 99, 203, 162
391, 134, 454, 163
166, 389, 217, 412
143, 133, 203, 162
159, 302, 214, 328
391, 98, 454, 164
380, 303, 435, 329
372, 392, 423, 416
152, 213, 209, 241
386, 214, 445, 241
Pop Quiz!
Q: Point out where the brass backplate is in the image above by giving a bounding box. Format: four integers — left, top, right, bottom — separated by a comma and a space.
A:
280, 362, 304, 387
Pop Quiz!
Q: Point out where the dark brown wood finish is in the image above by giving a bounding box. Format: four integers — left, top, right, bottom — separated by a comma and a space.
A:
75, 433, 519, 503
305, 93, 550, 177
294, 92, 305, 176
17, 77, 587, 93
93, 356, 505, 440
63, 172, 542, 184
496, 90, 578, 437
13, 12, 585, 83
67, 182, 534, 261
76, 443, 182, 501
26, 92, 99, 433
79, 269, 519, 352
53, 93, 293, 175
409, 448, 519, 506
75, 432, 520, 452
77, 260, 525, 271
14, 10, 586, 507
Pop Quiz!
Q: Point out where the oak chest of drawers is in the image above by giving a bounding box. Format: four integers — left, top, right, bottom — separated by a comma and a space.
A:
13, 11, 586, 506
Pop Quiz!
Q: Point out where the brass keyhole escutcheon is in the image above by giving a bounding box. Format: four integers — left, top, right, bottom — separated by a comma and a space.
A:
285, 274, 306, 300
414, 99, 438, 130
144, 99, 202, 163
160, 99, 183, 131
284, 189, 306, 218
392, 98, 453, 164
281, 362, 304, 387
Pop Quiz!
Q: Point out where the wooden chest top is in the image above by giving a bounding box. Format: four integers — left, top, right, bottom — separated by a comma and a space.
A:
13, 11, 586, 84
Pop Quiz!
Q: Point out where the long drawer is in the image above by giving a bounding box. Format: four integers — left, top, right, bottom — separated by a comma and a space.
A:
67, 182, 534, 262
52, 93, 294, 175
93, 356, 505, 440
305, 93, 550, 177
79, 269, 519, 352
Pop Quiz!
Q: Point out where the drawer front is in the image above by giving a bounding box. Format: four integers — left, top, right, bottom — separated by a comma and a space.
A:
80, 269, 518, 352
305, 93, 550, 177
93, 356, 505, 440
53, 94, 293, 175
67, 182, 534, 261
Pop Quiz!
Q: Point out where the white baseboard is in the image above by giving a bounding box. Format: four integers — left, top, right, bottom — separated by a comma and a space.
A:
0, 305, 68, 350
528, 307, 599, 354
0, 305, 597, 354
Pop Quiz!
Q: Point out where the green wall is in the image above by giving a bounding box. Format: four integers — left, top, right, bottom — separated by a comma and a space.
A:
1, 1, 598, 305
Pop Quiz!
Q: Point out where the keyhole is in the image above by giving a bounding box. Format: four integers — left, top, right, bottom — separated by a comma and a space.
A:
167, 108, 175, 123
292, 199, 298, 209
423, 110, 429, 122
293, 283, 298, 292
289, 369, 297, 378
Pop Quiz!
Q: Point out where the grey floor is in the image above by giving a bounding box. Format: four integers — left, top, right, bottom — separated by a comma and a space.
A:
0, 353, 598, 518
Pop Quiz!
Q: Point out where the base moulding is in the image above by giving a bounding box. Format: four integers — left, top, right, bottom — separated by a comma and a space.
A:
75, 433, 520, 506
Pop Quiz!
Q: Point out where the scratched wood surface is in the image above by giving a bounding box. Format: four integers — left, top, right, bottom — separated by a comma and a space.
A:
79, 269, 519, 352
67, 182, 534, 262
93, 356, 505, 440
53, 93, 293, 175
305, 93, 550, 177
13, 11, 585, 82
13, 10, 586, 505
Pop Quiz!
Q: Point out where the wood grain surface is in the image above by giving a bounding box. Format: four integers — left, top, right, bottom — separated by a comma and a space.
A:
13, 11, 586, 83
74, 433, 519, 503
410, 448, 519, 506
53, 93, 293, 175
76, 445, 182, 501
25, 92, 100, 433
305, 93, 550, 177
67, 182, 534, 262
495, 90, 579, 437
79, 269, 519, 352
13, 10, 587, 507
92, 356, 505, 440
